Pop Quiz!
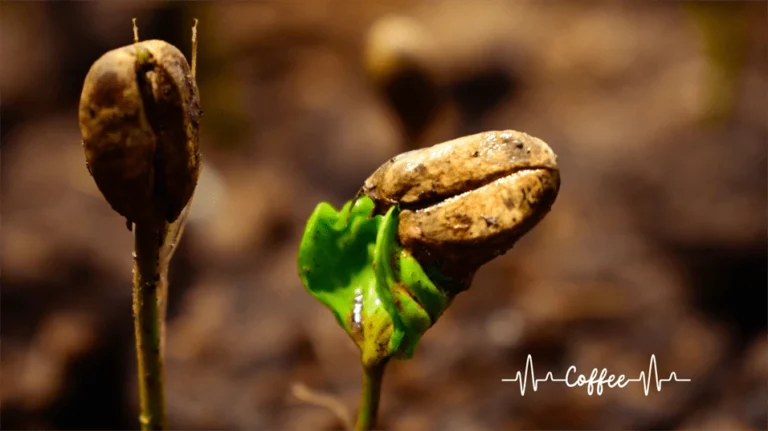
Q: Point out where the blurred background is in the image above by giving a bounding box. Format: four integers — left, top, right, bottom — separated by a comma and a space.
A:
1, 1, 766, 430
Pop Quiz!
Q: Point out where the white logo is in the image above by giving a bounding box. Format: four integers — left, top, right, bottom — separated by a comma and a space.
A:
501, 354, 691, 396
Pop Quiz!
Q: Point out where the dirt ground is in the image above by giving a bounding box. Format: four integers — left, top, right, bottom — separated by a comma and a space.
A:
1, 1, 766, 430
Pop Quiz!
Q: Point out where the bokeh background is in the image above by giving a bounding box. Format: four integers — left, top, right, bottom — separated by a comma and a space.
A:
2, 1, 766, 430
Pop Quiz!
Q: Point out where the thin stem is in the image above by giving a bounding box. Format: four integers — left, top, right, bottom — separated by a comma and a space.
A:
292, 382, 353, 431
157, 256, 170, 363
156, 201, 192, 358
354, 361, 388, 431
191, 19, 198, 79
133, 221, 169, 431
133, 18, 139, 43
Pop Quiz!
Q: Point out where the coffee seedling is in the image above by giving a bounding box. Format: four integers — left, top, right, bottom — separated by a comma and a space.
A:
298, 130, 560, 430
78, 19, 201, 431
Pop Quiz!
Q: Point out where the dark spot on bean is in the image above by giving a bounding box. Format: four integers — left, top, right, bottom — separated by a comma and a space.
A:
503, 195, 518, 209
452, 213, 474, 230
482, 216, 498, 227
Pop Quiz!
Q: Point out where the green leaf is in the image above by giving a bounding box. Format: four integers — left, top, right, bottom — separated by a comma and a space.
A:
298, 196, 451, 366
372, 205, 448, 359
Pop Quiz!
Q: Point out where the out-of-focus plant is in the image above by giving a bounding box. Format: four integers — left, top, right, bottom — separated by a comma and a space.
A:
682, 2, 750, 124
364, 15, 443, 149
363, 15, 521, 150
298, 130, 560, 430
77, 19, 202, 431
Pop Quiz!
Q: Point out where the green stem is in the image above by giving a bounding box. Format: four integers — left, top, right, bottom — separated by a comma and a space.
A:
354, 361, 388, 431
133, 221, 169, 430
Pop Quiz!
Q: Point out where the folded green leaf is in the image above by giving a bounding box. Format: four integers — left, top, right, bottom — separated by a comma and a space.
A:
298, 196, 450, 367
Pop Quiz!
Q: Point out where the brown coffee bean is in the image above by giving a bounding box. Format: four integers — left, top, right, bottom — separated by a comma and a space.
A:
79, 40, 201, 225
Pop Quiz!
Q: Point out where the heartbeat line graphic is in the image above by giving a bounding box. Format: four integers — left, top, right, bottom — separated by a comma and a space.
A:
501, 354, 691, 396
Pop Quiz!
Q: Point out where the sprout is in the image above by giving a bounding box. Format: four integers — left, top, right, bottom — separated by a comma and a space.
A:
78, 19, 201, 431
298, 129, 560, 430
